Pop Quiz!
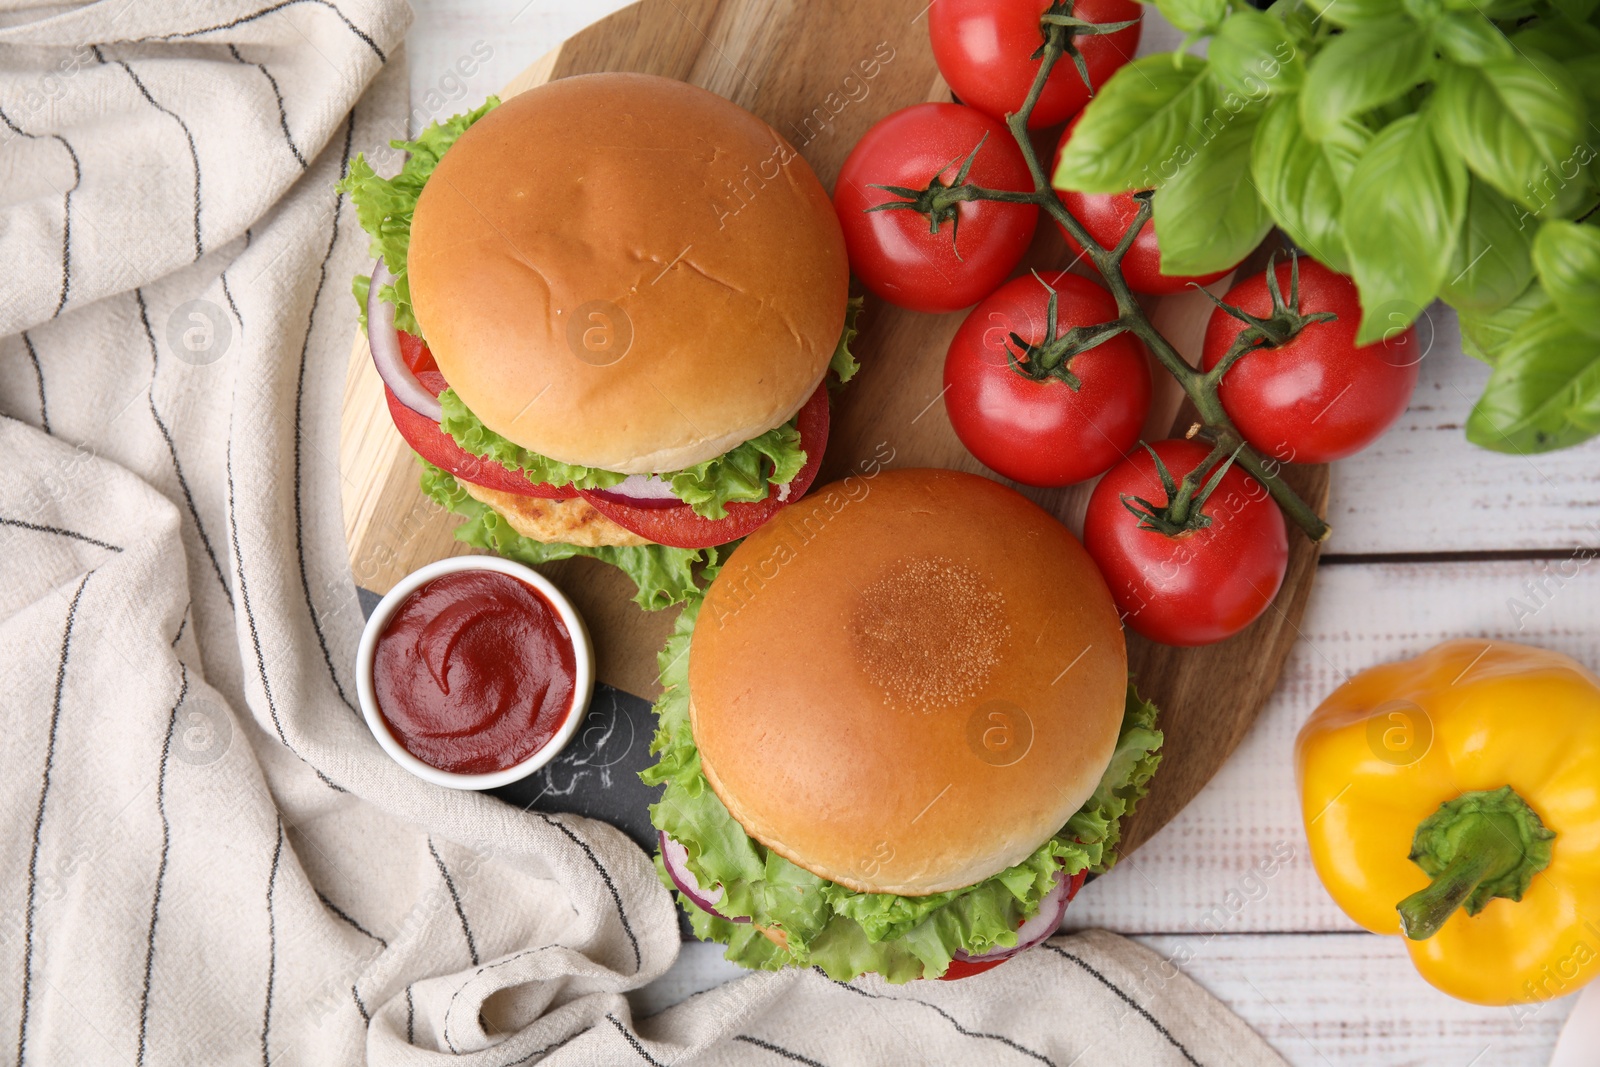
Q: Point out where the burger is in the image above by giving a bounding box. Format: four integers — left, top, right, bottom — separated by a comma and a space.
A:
642, 468, 1162, 981
340, 74, 859, 609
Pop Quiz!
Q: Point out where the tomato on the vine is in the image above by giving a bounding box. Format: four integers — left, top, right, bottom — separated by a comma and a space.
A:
943, 270, 1150, 487
1083, 439, 1288, 647
928, 0, 1142, 129
1050, 117, 1237, 295
834, 103, 1038, 314
1200, 258, 1420, 465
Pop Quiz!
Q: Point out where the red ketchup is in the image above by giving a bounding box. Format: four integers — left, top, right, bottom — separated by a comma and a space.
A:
373, 570, 577, 774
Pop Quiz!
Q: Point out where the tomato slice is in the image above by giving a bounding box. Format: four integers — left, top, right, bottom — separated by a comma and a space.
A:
578, 383, 830, 550
383, 331, 576, 499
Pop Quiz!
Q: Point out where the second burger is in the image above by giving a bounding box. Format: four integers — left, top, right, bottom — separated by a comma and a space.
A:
644, 468, 1163, 981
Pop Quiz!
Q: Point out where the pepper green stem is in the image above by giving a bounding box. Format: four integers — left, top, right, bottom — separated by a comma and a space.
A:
1396, 786, 1555, 942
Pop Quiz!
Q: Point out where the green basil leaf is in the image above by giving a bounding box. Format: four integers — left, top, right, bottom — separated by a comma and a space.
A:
1304, 0, 1397, 26
1564, 55, 1600, 107
1051, 54, 1214, 194
1457, 283, 1551, 364
1156, 0, 1227, 33
1151, 107, 1273, 274
1430, 52, 1589, 213
1517, 14, 1600, 109
1465, 308, 1600, 452
1532, 219, 1600, 337
1299, 17, 1434, 141
1431, 11, 1515, 64
1510, 13, 1600, 62
1402, 0, 1445, 21
1340, 112, 1468, 344
1209, 10, 1305, 97
1551, 0, 1600, 21
1440, 178, 1535, 313
1449, 0, 1533, 15
1251, 94, 1369, 272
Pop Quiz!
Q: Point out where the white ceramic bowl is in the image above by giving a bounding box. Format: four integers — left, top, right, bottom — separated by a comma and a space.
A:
356, 555, 595, 789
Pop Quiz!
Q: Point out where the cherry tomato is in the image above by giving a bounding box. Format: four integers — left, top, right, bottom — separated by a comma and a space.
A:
386, 331, 575, 499
929, 0, 1142, 129
943, 270, 1149, 487
1200, 259, 1420, 464
834, 104, 1038, 314
1050, 116, 1235, 296
578, 383, 830, 550
1083, 439, 1288, 647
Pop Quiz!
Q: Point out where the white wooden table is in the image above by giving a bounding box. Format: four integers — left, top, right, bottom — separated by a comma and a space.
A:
406, 4, 1592, 1061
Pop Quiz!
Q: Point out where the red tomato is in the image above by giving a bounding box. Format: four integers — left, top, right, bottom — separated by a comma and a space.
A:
943, 271, 1150, 487
938, 869, 1088, 981
1083, 439, 1288, 647
929, 0, 1142, 129
1050, 117, 1235, 295
1200, 259, 1420, 464
578, 383, 830, 550
387, 331, 575, 499
834, 104, 1038, 314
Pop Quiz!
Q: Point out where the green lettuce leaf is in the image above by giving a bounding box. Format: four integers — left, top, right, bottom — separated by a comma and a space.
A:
830, 295, 865, 386
419, 462, 704, 610
437, 388, 629, 492
337, 98, 500, 334
641, 599, 1163, 982
667, 423, 804, 520
438, 388, 806, 522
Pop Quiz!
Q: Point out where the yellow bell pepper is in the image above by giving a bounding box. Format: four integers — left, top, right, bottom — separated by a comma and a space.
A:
1296, 639, 1600, 1006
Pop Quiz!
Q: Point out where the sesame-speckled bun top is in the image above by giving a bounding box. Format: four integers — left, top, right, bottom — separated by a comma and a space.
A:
686, 468, 1128, 896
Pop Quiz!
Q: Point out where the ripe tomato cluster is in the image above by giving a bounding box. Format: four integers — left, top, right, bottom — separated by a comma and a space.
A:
829, 1, 1420, 647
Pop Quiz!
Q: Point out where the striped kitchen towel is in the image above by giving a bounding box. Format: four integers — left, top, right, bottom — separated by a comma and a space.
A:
0, 1, 1286, 1064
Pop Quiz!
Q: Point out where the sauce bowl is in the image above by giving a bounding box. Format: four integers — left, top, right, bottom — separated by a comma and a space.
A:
355, 555, 595, 789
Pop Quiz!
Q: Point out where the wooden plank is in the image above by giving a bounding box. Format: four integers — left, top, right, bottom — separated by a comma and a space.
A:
1329, 307, 1600, 554
1136, 933, 1574, 1066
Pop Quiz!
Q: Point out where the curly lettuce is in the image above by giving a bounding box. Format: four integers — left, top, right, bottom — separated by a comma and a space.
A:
830, 295, 865, 386
419, 463, 705, 610
338, 99, 499, 334
641, 599, 1163, 982
438, 388, 805, 521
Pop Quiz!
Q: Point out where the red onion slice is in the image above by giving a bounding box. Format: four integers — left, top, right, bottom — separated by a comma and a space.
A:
660, 831, 749, 922
952, 867, 1081, 964
367, 258, 442, 422
588, 474, 686, 510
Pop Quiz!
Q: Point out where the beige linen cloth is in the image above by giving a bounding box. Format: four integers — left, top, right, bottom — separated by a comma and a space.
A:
0, 1, 1289, 1063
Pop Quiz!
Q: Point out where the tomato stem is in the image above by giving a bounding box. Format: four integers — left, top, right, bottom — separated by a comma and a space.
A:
1119, 440, 1238, 535
952, 5, 1331, 543
1003, 271, 1131, 387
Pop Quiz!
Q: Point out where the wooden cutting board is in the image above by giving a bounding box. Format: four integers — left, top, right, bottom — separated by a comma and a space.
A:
339, 0, 1329, 856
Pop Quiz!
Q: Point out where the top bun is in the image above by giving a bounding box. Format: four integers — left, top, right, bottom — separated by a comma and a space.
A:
688, 468, 1128, 896
407, 73, 849, 475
